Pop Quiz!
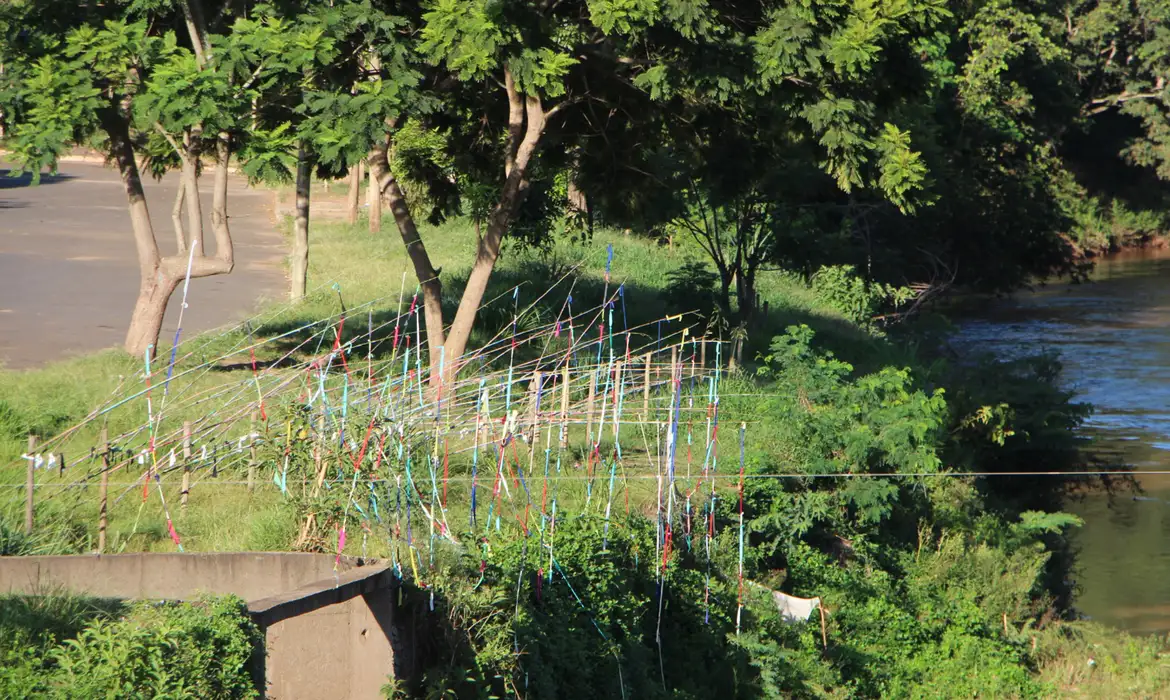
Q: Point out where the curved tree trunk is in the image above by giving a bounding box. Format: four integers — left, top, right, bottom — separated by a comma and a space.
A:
106, 110, 235, 358
439, 79, 547, 382
371, 69, 552, 389
290, 142, 311, 301
125, 275, 181, 358
368, 141, 445, 378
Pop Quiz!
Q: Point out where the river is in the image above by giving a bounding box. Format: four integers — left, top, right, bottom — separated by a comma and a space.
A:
956, 250, 1170, 634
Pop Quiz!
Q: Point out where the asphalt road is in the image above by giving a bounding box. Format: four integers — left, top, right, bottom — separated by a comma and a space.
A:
0, 161, 286, 368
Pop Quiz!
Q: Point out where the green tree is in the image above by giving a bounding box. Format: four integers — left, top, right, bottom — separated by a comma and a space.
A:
0, 1, 251, 357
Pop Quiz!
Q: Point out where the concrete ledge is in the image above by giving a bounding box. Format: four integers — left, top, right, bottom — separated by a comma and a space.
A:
0, 552, 400, 699
249, 564, 394, 627
0, 552, 369, 601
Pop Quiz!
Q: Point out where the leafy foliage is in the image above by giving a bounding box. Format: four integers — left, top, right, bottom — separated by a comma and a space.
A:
0, 596, 261, 699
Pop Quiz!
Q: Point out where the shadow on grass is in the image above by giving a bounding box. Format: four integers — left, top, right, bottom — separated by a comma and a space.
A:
241, 253, 890, 384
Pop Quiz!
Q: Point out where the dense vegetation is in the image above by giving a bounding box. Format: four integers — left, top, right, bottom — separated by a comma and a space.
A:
4, 0, 1170, 698
0, 594, 261, 699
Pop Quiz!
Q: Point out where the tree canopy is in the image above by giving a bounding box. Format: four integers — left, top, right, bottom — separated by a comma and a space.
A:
3, 0, 1170, 358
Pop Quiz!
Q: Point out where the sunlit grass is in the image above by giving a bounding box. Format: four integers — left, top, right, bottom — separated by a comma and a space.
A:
0, 210, 864, 554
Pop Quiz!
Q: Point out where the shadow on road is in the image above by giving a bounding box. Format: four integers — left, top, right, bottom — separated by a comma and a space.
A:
0, 169, 79, 188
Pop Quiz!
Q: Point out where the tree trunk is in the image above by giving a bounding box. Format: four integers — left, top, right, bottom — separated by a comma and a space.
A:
735, 269, 757, 324
717, 268, 734, 322
441, 85, 547, 380
104, 111, 166, 357
367, 163, 382, 232
180, 150, 204, 254
290, 142, 311, 301
125, 275, 181, 358
171, 181, 186, 254
372, 70, 551, 387
346, 161, 363, 225
368, 142, 445, 377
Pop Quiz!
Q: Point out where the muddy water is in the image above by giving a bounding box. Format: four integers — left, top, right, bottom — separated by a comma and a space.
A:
956, 251, 1170, 633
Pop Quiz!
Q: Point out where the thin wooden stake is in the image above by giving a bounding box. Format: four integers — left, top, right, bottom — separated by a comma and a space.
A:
24, 434, 36, 535
313, 412, 328, 496
819, 605, 829, 650
181, 421, 192, 514
559, 365, 570, 448
529, 371, 542, 451
613, 360, 624, 435
700, 338, 707, 369
642, 351, 652, 420
247, 412, 258, 495
98, 428, 109, 553
585, 370, 598, 445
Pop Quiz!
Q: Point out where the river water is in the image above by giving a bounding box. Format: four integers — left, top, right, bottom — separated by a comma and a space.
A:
956, 250, 1170, 634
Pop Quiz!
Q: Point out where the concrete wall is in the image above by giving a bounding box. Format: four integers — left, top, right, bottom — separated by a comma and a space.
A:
0, 552, 363, 601
250, 566, 398, 700
0, 553, 399, 699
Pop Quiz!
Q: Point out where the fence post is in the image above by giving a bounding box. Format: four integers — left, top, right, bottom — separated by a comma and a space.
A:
585, 370, 598, 445
700, 337, 707, 369
248, 412, 258, 495
181, 421, 192, 514
613, 360, 624, 435
559, 365, 570, 448
529, 371, 542, 449
24, 434, 36, 535
98, 428, 109, 553
642, 352, 652, 420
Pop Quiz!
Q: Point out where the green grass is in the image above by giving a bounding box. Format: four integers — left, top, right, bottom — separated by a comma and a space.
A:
0, 211, 869, 556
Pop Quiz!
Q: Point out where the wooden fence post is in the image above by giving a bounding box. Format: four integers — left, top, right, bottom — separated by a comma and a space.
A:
98, 428, 109, 553
613, 360, 624, 434
585, 370, 598, 445
700, 337, 707, 369
24, 434, 36, 535
181, 421, 192, 514
642, 352, 652, 420
248, 412, 258, 495
529, 371, 542, 449
559, 365, 570, 448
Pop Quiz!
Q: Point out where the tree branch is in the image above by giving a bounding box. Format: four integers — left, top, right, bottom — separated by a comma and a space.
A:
504, 68, 525, 178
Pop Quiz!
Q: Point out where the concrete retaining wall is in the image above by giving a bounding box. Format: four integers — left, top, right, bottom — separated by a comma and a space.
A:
0, 553, 400, 699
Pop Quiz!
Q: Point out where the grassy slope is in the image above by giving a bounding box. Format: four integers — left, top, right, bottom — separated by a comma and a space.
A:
2, 211, 1168, 695
0, 213, 859, 550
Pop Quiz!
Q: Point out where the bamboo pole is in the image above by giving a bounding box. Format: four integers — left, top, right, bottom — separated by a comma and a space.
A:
700, 337, 707, 369
559, 365, 570, 448
181, 421, 192, 514
24, 434, 36, 535
313, 411, 328, 495
98, 427, 109, 553
642, 352, 652, 420
529, 371, 542, 450
613, 360, 624, 434
819, 605, 829, 650
585, 370, 598, 445
247, 412, 258, 495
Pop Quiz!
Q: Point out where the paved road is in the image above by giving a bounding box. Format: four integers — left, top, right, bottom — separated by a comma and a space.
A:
0, 161, 286, 368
